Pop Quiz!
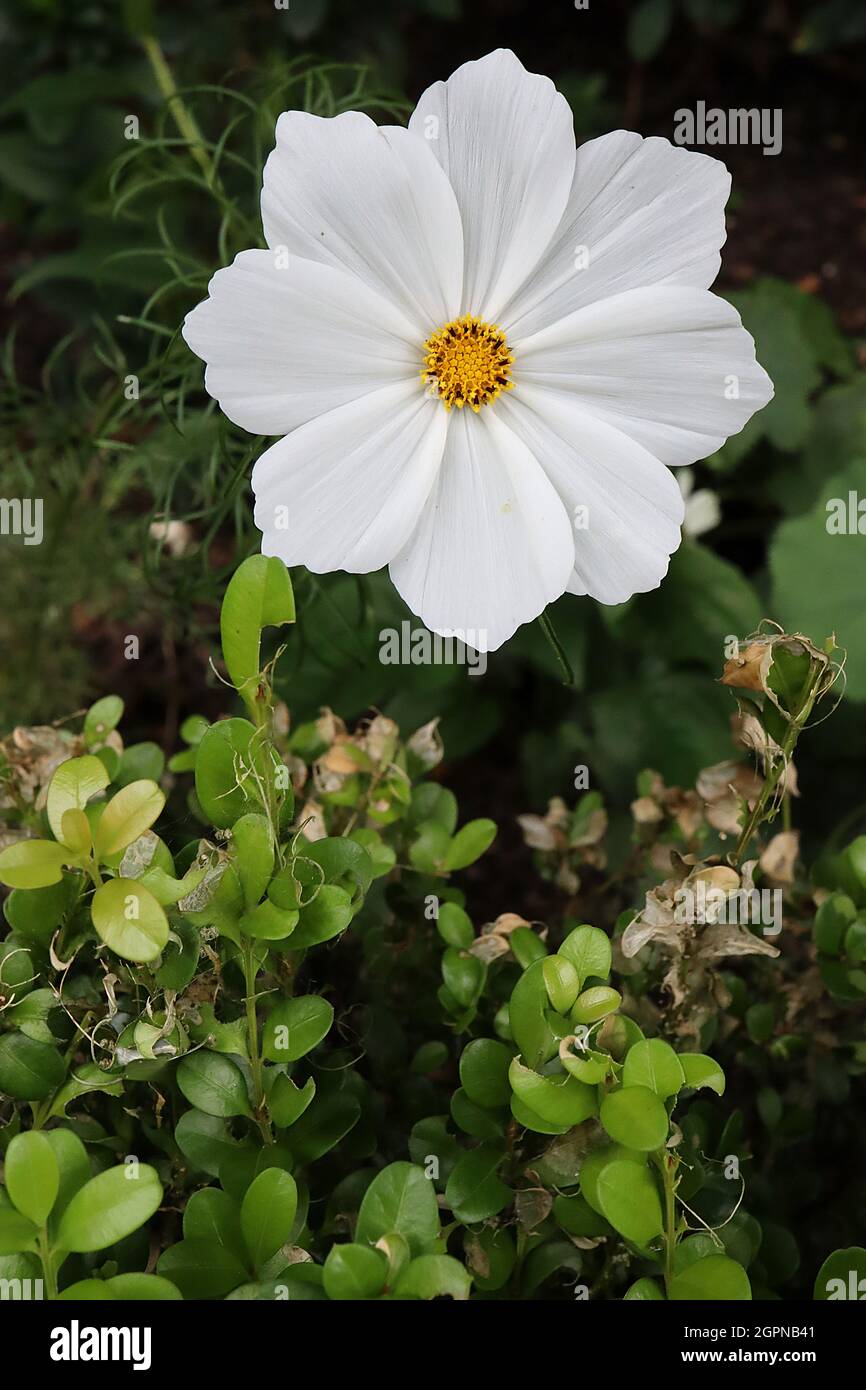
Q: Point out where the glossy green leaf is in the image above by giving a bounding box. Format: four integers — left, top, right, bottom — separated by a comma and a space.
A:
444, 1147, 511, 1225
220, 554, 295, 694
175, 1110, 243, 1178
0, 839, 70, 889
3, 878, 74, 944
669, 1254, 751, 1300
436, 902, 474, 949
94, 780, 165, 858
464, 1226, 516, 1292
290, 884, 353, 949
0, 1033, 66, 1100
60, 809, 91, 857
560, 1041, 610, 1085
262, 995, 334, 1063
624, 1276, 665, 1300
268, 1073, 316, 1129
452, 1087, 506, 1140
394, 1254, 471, 1301
91, 876, 168, 963
622, 1039, 685, 1099
177, 1052, 252, 1118
84, 695, 124, 740
570, 985, 622, 1025
323, 1242, 387, 1300
356, 1162, 440, 1257
46, 755, 109, 842
219, 1145, 293, 1204
194, 718, 261, 829
240, 898, 298, 941
558, 924, 612, 987
509, 1056, 597, 1126
5, 1131, 59, 1225
441, 947, 484, 1008
595, 1159, 663, 1246
542, 956, 581, 1014
553, 1193, 611, 1239
600, 1086, 669, 1151
301, 836, 373, 898
157, 1237, 248, 1299
44, 1127, 91, 1223
287, 1093, 361, 1164
509, 958, 558, 1070
183, 1187, 245, 1260
104, 1273, 182, 1300
0, 1207, 39, 1254
443, 819, 496, 870
459, 1039, 512, 1109
232, 813, 274, 909
56, 1164, 162, 1253
679, 1053, 726, 1096
55, 1280, 115, 1300
241, 1168, 298, 1269
814, 893, 857, 954
510, 1094, 570, 1136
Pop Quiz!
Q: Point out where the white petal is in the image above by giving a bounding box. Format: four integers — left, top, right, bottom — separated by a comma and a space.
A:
252, 380, 446, 574
499, 133, 731, 339
514, 285, 774, 466
182, 250, 421, 435
498, 386, 685, 605
409, 49, 575, 322
389, 407, 574, 652
260, 112, 463, 333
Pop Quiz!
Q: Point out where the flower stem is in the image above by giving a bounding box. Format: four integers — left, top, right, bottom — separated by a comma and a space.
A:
140, 34, 214, 185
38, 1231, 58, 1300
242, 943, 273, 1145
731, 674, 822, 866
656, 1149, 678, 1297
538, 608, 575, 687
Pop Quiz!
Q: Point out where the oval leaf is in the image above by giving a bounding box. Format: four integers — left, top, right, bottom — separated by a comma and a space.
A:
241, 1168, 298, 1269
91, 877, 169, 963
57, 1164, 162, 1254
94, 780, 165, 858
177, 1052, 252, 1118
600, 1086, 669, 1151
5, 1131, 60, 1226
47, 755, 109, 842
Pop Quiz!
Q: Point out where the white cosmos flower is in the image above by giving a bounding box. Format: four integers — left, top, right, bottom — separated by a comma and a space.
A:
182, 49, 773, 653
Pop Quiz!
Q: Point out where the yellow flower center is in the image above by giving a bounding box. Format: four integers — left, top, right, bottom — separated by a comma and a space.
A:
421, 314, 514, 412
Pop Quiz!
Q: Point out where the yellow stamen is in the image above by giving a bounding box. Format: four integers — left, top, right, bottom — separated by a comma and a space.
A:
421, 313, 514, 412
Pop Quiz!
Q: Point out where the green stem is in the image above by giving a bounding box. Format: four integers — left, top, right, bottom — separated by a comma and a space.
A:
242, 943, 273, 1145
657, 1149, 678, 1297
731, 679, 821, 866
38, 1232, 58, 1300
537, 608, 575, 687
140, 35, 214, 185
247, 682, 285, 870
